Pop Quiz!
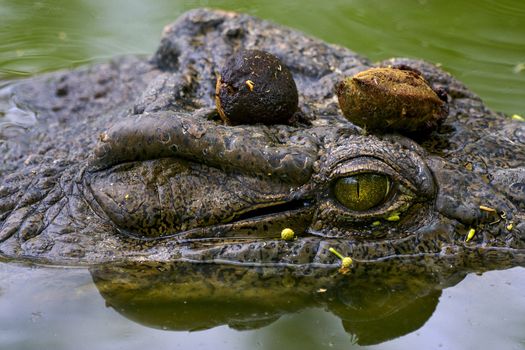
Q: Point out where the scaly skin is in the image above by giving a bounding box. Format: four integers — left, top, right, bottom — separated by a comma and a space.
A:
0, 9, 523, 272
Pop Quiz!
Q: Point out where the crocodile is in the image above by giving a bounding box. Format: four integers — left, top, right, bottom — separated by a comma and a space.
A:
0, 8, 524, 274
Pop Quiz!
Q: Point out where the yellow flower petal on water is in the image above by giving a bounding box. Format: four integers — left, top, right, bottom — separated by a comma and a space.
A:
281, 228, 295, 241
466, 228, 476, 242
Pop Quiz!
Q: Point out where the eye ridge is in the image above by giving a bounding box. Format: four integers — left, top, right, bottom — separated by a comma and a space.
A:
333, 172, 393, 212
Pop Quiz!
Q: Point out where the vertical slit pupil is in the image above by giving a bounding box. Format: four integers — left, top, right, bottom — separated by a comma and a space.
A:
334, 173, 391, 211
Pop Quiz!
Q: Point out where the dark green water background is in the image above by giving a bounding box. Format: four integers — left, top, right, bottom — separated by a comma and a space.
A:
1, 1, 524, 349
1, 0, 524, 115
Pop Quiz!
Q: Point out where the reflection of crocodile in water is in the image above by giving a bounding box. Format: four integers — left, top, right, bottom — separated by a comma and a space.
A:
1, 9, 524, 271
92, 260, 446, 346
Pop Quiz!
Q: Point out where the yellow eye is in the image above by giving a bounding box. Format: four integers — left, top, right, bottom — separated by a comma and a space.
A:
334, 173, 391, 211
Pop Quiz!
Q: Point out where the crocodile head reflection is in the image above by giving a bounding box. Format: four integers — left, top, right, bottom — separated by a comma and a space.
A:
91, 261, 450, 346
0, 9, 524, 269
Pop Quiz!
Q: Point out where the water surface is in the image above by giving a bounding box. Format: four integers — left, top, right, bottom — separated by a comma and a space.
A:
1, 263, 524, 350
1, 0, 524, 114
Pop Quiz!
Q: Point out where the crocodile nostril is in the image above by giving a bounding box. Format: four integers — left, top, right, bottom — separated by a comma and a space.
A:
490, 168, 525, 209
435, 195, 482, 226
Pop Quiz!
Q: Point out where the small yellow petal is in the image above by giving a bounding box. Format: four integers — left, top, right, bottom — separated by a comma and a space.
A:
511, 114, 524, 121
479, 205, 496, 212
466, 228, 476, 242
386, 214, 400, 222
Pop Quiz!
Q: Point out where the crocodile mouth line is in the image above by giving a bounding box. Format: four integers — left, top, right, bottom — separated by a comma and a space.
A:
116, 199, 315, 242
230, 199, 313, 223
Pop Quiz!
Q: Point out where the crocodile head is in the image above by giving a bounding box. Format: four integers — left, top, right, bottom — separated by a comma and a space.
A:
0, 9, 523, 272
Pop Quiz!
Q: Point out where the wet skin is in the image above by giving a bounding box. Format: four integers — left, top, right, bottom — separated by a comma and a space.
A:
0, 9, 524, 271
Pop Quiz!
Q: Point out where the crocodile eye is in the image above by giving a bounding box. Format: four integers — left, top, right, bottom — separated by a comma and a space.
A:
334, 173, 391, 211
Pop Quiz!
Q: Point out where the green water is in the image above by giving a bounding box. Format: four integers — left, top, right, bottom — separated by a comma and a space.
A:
1, 1, 525, 349
1, 0, 524, 115
1, 263, 524, 350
